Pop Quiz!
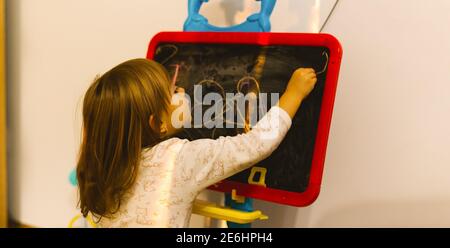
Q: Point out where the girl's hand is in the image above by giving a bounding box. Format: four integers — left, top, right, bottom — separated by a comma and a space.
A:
285, 68, 318, 100
277, 68, 318, 119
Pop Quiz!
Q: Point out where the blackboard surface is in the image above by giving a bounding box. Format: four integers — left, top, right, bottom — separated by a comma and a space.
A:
147, 32, 342, 207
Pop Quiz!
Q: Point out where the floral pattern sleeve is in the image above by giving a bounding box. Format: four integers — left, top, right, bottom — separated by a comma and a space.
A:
175, 106, 292, 191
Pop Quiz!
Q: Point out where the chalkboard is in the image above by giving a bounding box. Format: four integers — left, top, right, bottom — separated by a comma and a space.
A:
147, 32, 342, 207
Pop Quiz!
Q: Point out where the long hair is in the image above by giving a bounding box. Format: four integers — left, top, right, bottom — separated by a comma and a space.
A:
77, 59, 172, 219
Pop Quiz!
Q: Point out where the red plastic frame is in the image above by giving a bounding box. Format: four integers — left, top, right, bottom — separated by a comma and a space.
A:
147, 32, 343, 207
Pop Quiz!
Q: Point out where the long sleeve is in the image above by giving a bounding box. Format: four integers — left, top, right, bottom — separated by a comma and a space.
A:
175, 106, 292, 191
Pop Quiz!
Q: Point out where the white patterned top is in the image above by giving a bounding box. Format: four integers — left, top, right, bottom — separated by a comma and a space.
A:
97, 106, 292, 228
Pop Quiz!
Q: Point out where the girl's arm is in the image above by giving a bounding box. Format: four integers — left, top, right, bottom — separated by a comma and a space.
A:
176, 105, 290, 191
175, 68, 317, 191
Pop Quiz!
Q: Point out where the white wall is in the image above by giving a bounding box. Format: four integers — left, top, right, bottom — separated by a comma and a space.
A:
254, 0, 450, 227
7, 0, 450, 228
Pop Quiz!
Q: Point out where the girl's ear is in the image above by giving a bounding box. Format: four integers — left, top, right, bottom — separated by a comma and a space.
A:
149, 115, 168, 137
149, 115, 158, 134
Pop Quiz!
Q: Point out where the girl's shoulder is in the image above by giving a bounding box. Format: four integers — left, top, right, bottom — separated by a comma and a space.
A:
141, 137, 189, 158
139, 138, 191, 170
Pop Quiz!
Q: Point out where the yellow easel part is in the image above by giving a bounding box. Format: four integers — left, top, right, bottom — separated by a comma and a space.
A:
68, 214, 97, 228
248, 167, 267, 187
231, 189, 246, 204
192, 200, 268, 224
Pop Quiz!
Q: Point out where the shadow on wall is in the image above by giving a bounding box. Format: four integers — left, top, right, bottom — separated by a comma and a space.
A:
254, 198, 450, 227
312, 199, 450, 227
283, 0, 337, 32
252, 200, 313, 227
201, 0, 260, 27
220, 0, 245, 26
5, 0, 24, 221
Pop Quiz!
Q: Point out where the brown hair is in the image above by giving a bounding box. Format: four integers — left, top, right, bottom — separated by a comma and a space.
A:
77, 59, 171, 219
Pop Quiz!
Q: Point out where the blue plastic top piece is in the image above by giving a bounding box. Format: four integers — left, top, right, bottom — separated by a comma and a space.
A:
69, 168, 78, 186
184, 0, 276, 32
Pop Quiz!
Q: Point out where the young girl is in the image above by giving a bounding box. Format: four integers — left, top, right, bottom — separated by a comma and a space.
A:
76, 58, 317, 228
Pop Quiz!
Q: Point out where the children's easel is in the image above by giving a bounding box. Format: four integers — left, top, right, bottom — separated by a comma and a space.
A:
184, 0, 277, 228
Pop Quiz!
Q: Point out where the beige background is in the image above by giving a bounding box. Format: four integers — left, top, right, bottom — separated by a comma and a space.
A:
6, 0, 450, 227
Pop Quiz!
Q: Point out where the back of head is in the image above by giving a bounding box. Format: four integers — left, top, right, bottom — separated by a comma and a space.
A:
77, 58, 171, 219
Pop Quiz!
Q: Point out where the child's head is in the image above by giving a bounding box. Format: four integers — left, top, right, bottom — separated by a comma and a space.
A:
77, 58, 176, 219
